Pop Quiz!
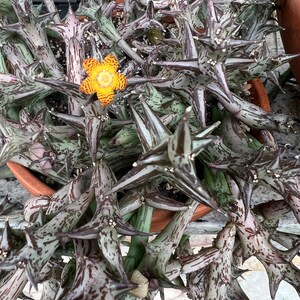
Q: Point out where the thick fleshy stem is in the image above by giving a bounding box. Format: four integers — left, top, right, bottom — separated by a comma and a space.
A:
2, 0, 64, 78
50, 7, 92, 115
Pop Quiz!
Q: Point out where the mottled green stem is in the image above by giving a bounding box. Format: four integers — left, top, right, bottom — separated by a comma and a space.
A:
124, 205, 153, 273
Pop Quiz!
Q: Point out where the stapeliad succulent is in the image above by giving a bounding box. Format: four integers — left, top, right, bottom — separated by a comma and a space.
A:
0, 0, 299, 299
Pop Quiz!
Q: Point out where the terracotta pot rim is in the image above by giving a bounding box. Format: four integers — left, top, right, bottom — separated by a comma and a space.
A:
277, 0, 300, 85
7, 77, 271, 231
6, 161, 55, 196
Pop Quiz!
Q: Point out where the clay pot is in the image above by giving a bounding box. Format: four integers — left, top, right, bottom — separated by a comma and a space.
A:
249, 78, 271, 112
150, 205, 212, 232
6, 161, 55, 196
6, 160, 212, 232
277, 0, 300, 84
249, 78, 272, 144
6, 79, 271, 232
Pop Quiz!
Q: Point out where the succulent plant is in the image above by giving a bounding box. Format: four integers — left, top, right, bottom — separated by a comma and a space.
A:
0, 0, 299, 299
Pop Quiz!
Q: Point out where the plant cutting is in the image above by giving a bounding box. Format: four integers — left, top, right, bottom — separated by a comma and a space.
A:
0, 0, 299, 299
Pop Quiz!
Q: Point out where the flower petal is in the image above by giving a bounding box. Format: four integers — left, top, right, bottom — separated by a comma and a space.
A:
114, 73, 127, 90
80, 77, 97, 94
97, 88, 115, 107
83, 58, 101, 75
103, 54, 119, 72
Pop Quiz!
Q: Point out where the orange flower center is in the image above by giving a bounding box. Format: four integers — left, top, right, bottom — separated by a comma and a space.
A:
96, 70, 114, 88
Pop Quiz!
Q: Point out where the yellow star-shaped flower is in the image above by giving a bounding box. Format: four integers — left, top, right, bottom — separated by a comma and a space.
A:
80, 54, 127, 107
